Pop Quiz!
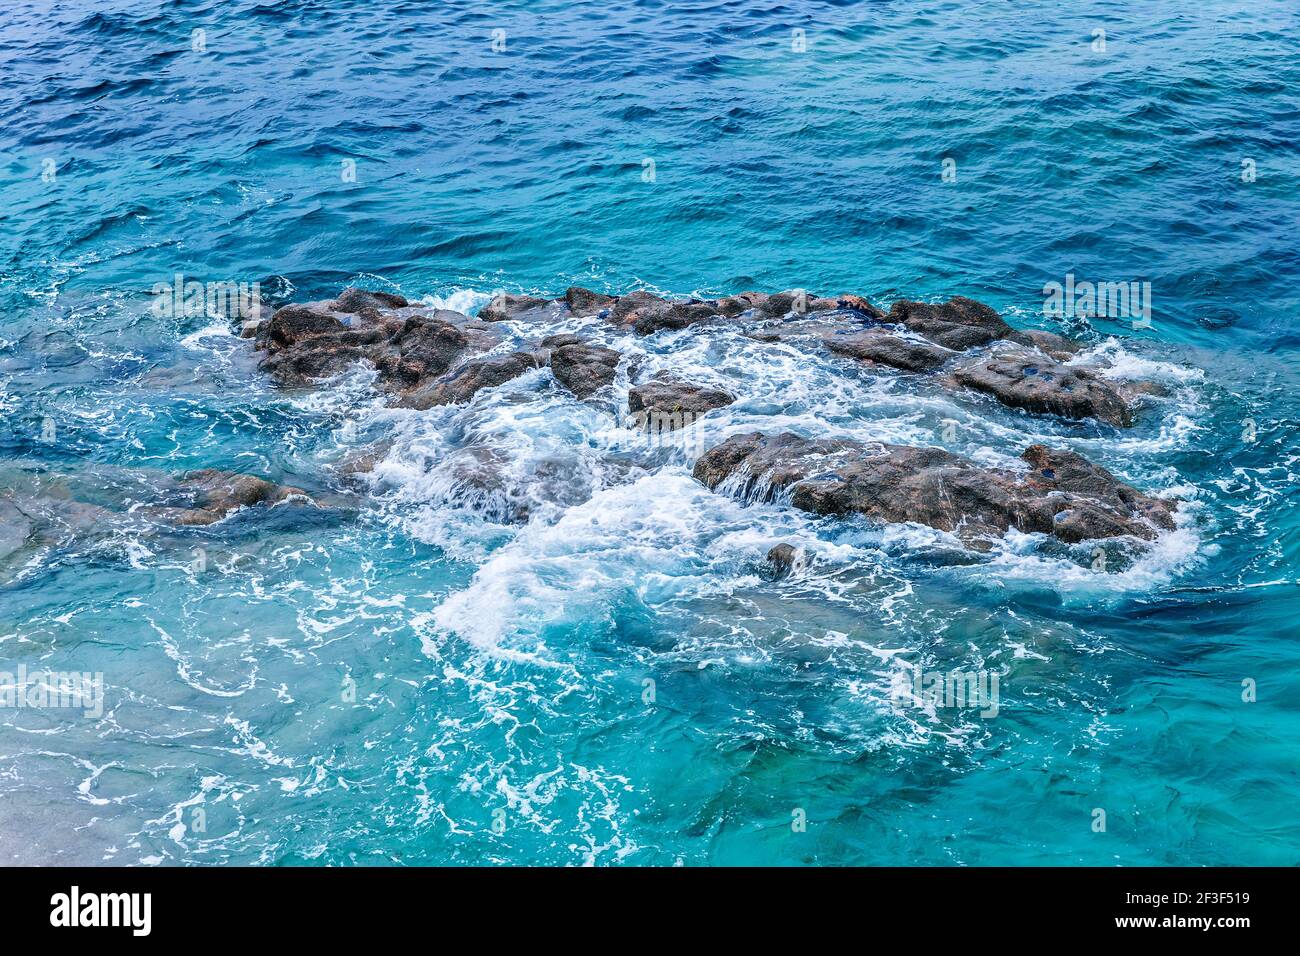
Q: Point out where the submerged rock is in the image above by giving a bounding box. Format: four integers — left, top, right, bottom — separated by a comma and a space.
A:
146, 470, 311, 526
627, 374, 734, 416
948, 345, 1132, 427
765, 542, 805, 579
693, 431, 1174, 547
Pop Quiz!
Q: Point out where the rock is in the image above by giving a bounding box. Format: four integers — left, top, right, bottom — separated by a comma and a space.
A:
1018, 444, 1176, 540
551, 342, 622, 398
887, 297, 1014, 350
478, 293, 554, 322
371, 318, 473, 385
748, 314, 873, 344
1007, 329, 1081, 360
0, 499, 34, 562
693, 431, 1174, 546
715, 291, 769, 316
948, 345, 1133, 426
331, 287, 408, 313
148, 470, 310, 526
814, 294, 886, 319
609, 290, 671, 328
627, 374, 734, 415
824, 328, 955, 372
397, 350, 545, 409
633, 301, 725, 336
540, 333, 583, 349
765, 542, 803, 579
565, 286, 616, 315
759, 289, 819, 318
256, 304, 347, 352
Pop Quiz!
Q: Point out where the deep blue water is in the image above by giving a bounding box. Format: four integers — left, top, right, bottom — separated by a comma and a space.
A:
1, 0, 1298, 865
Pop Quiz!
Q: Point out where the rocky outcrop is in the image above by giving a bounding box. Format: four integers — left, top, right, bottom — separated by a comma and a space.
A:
550, 340, 622, 398
565, 286, 616, 315
887, 297, 1014, 350
397, 350, 546, 409
250, 287, 1148, 431
478, 294, 556, 323
693, 431, 1174, 546
627, 374, 734, 416
823, 328, 956, 372
948, 345, 1132, 427
145, 470, 311, 526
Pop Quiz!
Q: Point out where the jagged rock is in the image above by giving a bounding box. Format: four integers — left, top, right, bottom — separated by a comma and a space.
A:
823, 328, 955, 372
256, 304, 347, 352
397, 350, 545, 409
693, 431, 1174, 546
948, 345, 1132, 427
888, 297, 1014, 350
551, 342, 621, 398
147, 470, 310, 526
1018, 444, 1176, 540
370, 318, 474, 385
628, 374, 734, 415
332, 287, 409, 313
565, 287, 616, 315
479, 293, 555, 322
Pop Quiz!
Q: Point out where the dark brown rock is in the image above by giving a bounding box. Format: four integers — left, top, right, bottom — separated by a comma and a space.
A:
628, 375, 734, 416
887, 297, 1014, 350
633, 301, 725, 336
397, 351, 545, 409
808, 294, 886, 319
948, 345, 1133, 427
693, 431, 1174, 547
257, 304, 347, 352
551, 342, 622, 398
765, 542, 803, 579
609, 290, 671, 328
715, 291, 769, 316
565, 287, 616, 315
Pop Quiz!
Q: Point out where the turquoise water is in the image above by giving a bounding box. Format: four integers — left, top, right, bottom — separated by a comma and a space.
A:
1, 0, 1298, 865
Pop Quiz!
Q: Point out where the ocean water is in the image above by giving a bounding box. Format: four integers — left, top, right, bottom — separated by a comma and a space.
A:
1, 0, 1298, 866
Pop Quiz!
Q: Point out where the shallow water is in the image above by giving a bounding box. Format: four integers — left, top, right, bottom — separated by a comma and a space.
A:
1, 0, 1298, 865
